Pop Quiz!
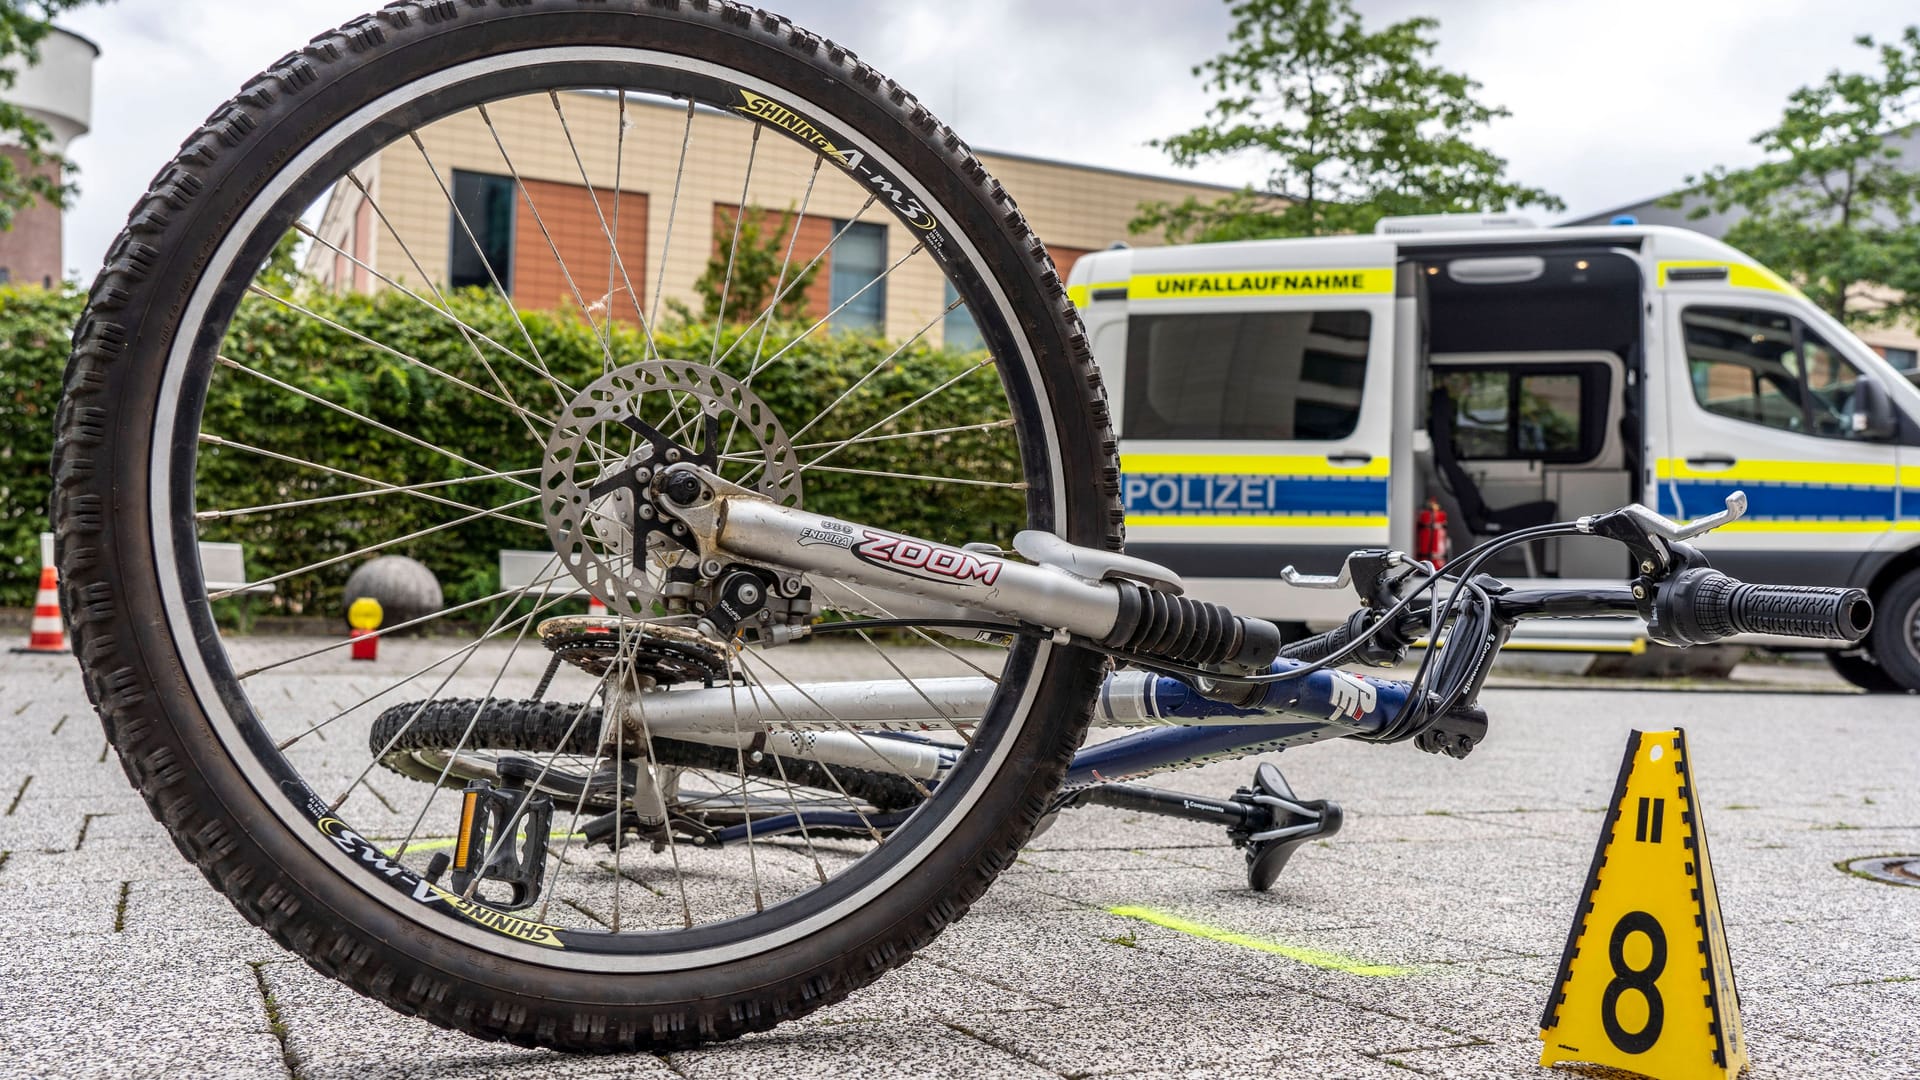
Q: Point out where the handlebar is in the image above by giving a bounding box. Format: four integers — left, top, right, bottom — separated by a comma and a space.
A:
1274, 572, 1869, 666
1276, 616, 1360, 665
1651, 568, 1872, 646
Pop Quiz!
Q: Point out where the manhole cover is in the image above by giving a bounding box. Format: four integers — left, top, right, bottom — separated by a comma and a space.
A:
1839, 855, 1920, 887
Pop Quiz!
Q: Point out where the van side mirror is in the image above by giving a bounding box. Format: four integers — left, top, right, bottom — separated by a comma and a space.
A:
1852, 377, 1899, 441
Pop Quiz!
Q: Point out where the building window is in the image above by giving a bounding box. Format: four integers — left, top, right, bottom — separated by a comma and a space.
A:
942, 281, 984, 352
0, 267, 10, 285
449, 170, 515, 293
1885, 346, 1918, 372
828, 220, 886, 334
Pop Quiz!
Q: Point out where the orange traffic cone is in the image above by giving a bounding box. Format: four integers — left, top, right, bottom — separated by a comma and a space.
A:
588, 595, 608, 617
14, 532, 68, 654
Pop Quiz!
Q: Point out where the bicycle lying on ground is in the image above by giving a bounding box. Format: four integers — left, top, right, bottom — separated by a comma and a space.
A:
53, 1, 1873, 1052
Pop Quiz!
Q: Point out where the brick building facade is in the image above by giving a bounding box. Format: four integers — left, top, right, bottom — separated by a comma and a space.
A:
305, 90, 1235, 348
0, 147, 63, 289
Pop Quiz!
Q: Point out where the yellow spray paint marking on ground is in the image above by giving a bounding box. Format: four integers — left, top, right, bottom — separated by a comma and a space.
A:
384, 829, 585, 857
1106, 906, 1417, 976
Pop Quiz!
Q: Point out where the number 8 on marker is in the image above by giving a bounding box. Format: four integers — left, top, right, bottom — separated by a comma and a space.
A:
1601, 911, 1666, 1053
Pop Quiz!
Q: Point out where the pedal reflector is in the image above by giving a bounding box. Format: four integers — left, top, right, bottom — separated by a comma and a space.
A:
453, 788, 480, 872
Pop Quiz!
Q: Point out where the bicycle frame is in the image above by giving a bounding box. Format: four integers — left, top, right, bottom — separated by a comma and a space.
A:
636, 469, 1492, 789
635, 662, 1401, 785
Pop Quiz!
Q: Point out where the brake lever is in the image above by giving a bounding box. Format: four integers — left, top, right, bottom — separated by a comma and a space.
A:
1279, 563, 1352, 590
1580, 493, 1748, 575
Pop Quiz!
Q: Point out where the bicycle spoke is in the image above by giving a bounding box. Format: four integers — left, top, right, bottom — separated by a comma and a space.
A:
629, 675, 695, 929
209, 492, 542, 602
214, 356, 539, 496
648, 97, 696, 338
238, 573, 576, 684
461, 693, 604, 902
730, 650, 889, 843
336, 561, 574, 813
251, 285, 557, 434
727, 649, 830, 885
476, 102, 615, 367
793, 463, 1026, 490
852, 628, 969, 748
735, 242, 924, 386
828, 577, 1006, 685
785, 418, 1015, 454
738, 647, 934, 799
536, 694, 613, 925
777, 296, 960, 448
277, 605, 563, 751
709, 124, 763, 359
548, 91, 657, 361
196, 467, 541, 523
337, 172, 574, 411
800, 356, 998, 475
196, 435, 540, 524
719, 155, 825, 462
607, 89, 629, 372
410, 132, 571, 398
390, 572, 562, 858
709, 197, 879, 373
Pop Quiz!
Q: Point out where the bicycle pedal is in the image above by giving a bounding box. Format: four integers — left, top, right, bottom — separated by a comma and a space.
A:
1230, 762, 1343, 893
448, 778, 554, 912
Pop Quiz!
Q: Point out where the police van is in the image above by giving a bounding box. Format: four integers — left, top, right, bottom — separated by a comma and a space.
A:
1066, 216, 1920, 692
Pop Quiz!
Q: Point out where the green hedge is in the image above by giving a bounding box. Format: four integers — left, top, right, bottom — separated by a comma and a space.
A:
0, 283, 1021, 615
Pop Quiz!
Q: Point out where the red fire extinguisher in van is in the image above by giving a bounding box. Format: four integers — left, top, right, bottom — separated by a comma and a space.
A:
1416, 498, 1451, 568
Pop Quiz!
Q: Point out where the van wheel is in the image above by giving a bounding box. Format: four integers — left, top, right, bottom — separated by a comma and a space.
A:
1864, 568, 1920, 693
1824, 649, 1905, 693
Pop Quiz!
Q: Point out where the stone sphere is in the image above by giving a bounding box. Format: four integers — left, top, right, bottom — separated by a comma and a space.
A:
342, 555, 443, 633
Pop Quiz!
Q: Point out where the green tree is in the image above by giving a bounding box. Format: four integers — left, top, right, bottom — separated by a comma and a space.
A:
0, 0, 110, 231
692, 204, 820, 325
1132, 0, 1560, 242
1673, 28, 1920, 329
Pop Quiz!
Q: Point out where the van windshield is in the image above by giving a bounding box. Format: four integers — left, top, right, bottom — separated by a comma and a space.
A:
1124, 310, 1372, 440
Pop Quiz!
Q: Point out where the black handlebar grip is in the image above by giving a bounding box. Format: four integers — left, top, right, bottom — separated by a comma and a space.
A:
1654, 568, 1873, 645
1276, 613, 1358, 664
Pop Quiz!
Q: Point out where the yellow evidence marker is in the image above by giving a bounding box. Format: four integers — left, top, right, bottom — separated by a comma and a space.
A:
1539, 729, 1748, 1079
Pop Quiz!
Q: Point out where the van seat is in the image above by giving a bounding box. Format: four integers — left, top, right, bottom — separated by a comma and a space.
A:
1428, 387, 1558, 571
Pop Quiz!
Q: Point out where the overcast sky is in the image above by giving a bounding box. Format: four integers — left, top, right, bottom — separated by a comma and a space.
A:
48, 0, 1920, 280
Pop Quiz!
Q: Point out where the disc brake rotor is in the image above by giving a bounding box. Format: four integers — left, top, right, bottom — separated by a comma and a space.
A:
541, 361, 800, 618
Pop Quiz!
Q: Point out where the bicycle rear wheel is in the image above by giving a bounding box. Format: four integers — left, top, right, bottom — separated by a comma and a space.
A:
54, 1, 1118, 1050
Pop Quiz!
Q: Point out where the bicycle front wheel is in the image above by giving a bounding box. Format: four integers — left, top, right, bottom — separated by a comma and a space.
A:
54, 1, 1118, 1050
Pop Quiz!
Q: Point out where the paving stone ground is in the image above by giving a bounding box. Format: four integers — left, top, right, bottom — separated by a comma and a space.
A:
1, 641, 1914, 1079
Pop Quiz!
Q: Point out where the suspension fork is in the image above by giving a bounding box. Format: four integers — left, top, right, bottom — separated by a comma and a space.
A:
665, 469, 1281, 671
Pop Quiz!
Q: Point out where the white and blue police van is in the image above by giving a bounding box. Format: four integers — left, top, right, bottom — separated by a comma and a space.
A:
1067, 215, 1920, 692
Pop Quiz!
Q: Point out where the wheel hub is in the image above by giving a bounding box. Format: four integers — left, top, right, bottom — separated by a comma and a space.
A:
540, 361, 801, 617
